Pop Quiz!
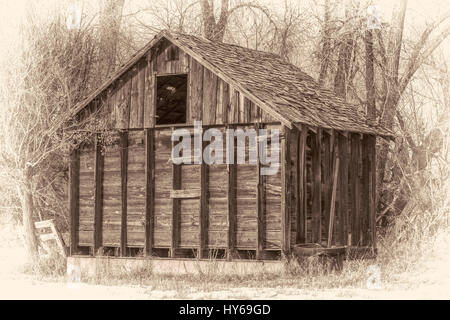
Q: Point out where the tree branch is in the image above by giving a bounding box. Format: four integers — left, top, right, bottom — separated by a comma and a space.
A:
399, 23, 450, 94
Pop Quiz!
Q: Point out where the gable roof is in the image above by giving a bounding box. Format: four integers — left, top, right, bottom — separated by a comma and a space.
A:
71, 30, 393, 138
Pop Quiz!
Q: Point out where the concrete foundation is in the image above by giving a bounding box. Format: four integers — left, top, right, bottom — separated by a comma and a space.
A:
67, 256, 286, 277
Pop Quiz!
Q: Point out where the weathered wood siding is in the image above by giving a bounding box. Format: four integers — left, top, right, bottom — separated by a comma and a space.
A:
72, 124, 287, 254
293, 128, 376, 248
126, 131, 146, 246
71, 130, 377, 255
154, 129, 172, 247
102, 133, 121, 247
77, 37, 277, 129
78, 144, 95, 246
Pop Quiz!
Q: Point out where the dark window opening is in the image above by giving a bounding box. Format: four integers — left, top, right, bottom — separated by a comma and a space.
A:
156, 74, 187, 125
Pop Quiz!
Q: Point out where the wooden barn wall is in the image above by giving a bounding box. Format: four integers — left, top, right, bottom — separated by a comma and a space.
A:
290, 128, 377, 248
70, 124, 286, 257
77, 38, 277, 129
70, 127, 377, 256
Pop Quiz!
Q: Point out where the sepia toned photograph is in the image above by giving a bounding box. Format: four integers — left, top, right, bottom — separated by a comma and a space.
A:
0, 0, 448, 303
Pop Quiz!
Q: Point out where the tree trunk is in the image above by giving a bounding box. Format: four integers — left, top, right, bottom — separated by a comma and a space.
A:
18, 167, 39, 263
365, 29, 376, 121
333, 1, 355, 99
200, 0, 230, 42
318, 0, 331, 86
333, 35, 354, 98
376, 0, 407, 194
98, 0, 125, 81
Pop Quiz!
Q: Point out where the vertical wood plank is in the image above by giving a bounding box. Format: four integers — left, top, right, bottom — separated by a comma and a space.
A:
229, 88, 238, 123
327, 155, 340, 248
120, 131, 128, 256
93, 134, 104, 254
251, 101, 259, 122
137, 60, 146, 128
311, 128, 322, 244
129, 66, 139, 128
238, 93, 245, 123
281, 126, 291, 253
339, 133, 349, 245
108, 85, 117, 128
216, 79, 224, 124
185, 61, 191, 125
361, 134, 370, 246
143, 53, 155, 128
297, 125, 308, 244
290, 128, 298, 246
106, 88, 114, 128
199, 139, 209, 258
202, 68, 217, 125
350, 134, 361, 245
227, 125, 237, 259
190, 58, 203, 122
244, 97, 252, 123
183, 48, 190, 73
144, 129, 155, 256
222, 82, 229, 124
322, 131, 332, 244
171, 135, 181, 257
69, 148, 80, 255
114, 81, 123, 129
118, 73, 131, 130
256, 123, 264, 259
368, 135, 377, 248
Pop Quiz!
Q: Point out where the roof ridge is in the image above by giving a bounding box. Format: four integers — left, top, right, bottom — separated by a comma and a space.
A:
166, 30, 282, 58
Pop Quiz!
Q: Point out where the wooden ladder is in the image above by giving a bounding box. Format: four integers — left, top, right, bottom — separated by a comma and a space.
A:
34, 219, 67, 257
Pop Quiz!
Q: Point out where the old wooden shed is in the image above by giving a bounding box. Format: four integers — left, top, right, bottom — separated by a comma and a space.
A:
67, 30, 392, 261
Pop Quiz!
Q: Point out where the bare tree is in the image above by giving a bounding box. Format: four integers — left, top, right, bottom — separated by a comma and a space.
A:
0, 6, 119, 262
97, 0, 125, 81
200, 0, 274, 42
375, 0, 450, 202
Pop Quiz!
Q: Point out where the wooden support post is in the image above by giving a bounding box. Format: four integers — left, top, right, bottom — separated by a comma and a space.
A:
143, 53, 155, 128
338, 133, 349, 245
227, 125, 237, 260
69, 148, 80, 255
368, 135, 377, 248
119, 131, 128, 256
297, 125, 308, 244
144, 129, 155, 256
327, 155, 340, 248
199, 139, 209, 258
350, 134, 361, 245
256, 124, 264, 259
281, 126, 291, 254
290, 129, 298, 248
361, 135, 370, 246
171, 134, 181, 258
93, 134, 104, 254
322, 131, 332, 244
311, 128, 322, 244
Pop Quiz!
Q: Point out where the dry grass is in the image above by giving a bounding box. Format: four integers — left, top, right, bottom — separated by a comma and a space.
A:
22, 251, 67, 280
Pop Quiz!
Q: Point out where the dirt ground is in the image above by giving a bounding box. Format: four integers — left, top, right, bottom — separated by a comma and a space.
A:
0, 222, 449, 299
